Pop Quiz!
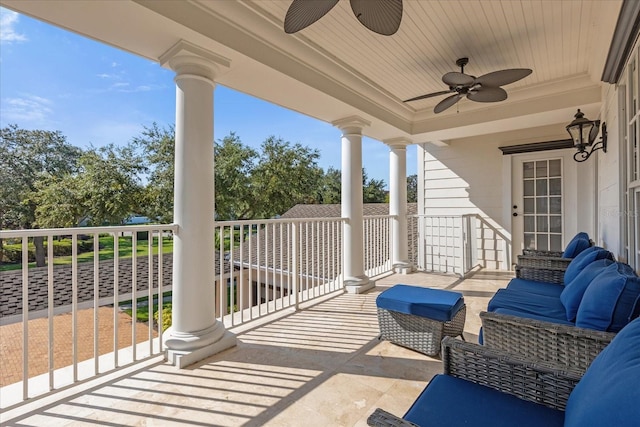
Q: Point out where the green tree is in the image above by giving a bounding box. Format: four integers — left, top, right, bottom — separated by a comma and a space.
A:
76, 144, 145, 225
407, 174, 418, 203
31, 144, 145, 228
316, 167, 388, 204
362, 169, 387, 203
317, 167, 342, 204
251, 136, 324, 218
214, 132, 257, 220
0, 124, 82, 266
133, 123, 175, 223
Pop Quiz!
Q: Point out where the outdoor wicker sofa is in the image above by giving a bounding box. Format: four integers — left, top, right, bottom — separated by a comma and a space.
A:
480, 311, 615, 374
483, 249, 639, 372
368, 317, 640, 427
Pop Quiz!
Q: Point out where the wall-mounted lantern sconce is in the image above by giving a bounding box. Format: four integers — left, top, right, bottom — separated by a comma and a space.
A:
566, 109, 607, 162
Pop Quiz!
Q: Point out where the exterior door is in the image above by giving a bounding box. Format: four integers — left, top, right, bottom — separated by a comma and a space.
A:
511, 150, 578, 260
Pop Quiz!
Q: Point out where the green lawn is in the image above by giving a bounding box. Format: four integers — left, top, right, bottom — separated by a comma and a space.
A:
0, 235, 174, 272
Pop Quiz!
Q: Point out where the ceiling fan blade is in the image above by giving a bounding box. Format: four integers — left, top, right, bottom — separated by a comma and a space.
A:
404, 90, 454, 102
475, 68, 532, 87
350, 0, 403, 36
284, 0, 339, 34
467, 86, 508, 102
442, 72, 474, 87
434, 93, 463, 113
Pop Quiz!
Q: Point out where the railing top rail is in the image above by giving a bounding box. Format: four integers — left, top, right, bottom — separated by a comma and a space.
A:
215, 217, 347, 226
363, 214, 395, 220
0, 224, 177, 239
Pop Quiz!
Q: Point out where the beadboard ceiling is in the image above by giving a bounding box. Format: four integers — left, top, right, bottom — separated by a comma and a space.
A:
0, 0, 624, 142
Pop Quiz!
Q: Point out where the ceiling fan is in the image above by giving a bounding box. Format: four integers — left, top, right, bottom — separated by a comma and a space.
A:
284, 0, 403, 36
404, 58, 532, 113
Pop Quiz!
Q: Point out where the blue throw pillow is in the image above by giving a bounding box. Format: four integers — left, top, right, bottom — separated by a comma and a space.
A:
562, 237, 591, 258
576, 263, 640, 332
565, 317, 640, 427
560, 259, 615, 321
563, 246, 614, 285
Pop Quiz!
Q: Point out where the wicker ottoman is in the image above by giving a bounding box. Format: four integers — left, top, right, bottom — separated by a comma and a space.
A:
376, 285, 466, 356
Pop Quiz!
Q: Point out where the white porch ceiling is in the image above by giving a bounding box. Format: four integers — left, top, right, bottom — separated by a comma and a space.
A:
1, 0, 623, 144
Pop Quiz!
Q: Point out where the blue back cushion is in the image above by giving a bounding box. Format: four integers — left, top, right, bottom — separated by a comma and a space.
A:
565, 317, 640, 427
576, 263, 640, 332
563, 247, 613, 285
562, 237, 591, 258
560, 259, 615, 321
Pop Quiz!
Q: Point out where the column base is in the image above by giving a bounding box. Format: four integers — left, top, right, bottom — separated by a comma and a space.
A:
344, 275, 375, 294
164, 322, 237, 368
393, 262, 414, 275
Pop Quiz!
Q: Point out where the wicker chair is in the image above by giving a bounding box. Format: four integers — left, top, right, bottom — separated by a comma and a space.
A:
367, 337, 582, 427
368, 318, 640, 427
480, 311, 615, 374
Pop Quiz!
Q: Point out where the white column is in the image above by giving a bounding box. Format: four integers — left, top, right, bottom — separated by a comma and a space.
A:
332, 116, 375, 294
385, 137, 413, 274
159, 41, 235, 368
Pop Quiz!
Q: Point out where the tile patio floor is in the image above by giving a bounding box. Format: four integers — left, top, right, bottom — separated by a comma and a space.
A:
0, 269, 512, 426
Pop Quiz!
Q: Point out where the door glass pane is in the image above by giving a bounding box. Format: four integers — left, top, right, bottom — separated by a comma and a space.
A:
549, 159, 561, 177
536, 198, 548, 214
550, 216, 562, 233
549, 178, 562, 195
550, 197, 562, 214
524, 181, 535, 196
536, 179, 548, 196
537, 234, 549, 251
537, 216, 548, 232
550, 234, 562, 251
524, 233, 536, 249
524, 215, 535, 232
524, 199, 535, 214
523, 162, 535, 178
536, 161, 548, 177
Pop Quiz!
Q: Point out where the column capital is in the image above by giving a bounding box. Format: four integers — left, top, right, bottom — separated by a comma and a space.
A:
384, 137, 413, 149
332, 116, 371, 134
159, 40, 231, 81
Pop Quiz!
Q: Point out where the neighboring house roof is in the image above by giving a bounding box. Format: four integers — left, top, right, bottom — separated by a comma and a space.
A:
232, 203, 417, 280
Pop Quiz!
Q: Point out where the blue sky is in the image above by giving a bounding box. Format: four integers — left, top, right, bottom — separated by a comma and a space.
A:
0, 7, 416, 186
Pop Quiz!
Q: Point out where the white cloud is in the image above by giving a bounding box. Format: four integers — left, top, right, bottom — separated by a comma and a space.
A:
0, 9, 27, 44
1, 95, 53, 124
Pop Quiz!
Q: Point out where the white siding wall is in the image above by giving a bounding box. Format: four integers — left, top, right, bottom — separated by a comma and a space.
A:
419, 136, 509, 270
599, 82, 625, 259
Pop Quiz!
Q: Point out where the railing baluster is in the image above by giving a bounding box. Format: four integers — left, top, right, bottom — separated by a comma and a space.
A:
21, 236, 29, 400
148, 235, 153, 355
131, 231, 137, 361
158, 229, 163, 352
72, 233, 78, 381
94, 232, 100, 375
47, 235, 54, 390
112, 233, 118, 368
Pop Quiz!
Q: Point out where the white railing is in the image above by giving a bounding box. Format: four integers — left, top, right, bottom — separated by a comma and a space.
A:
214, 217, 344, 328
0, 224, 175, 404
363, 215, 393, 277
409, 214, 511, 275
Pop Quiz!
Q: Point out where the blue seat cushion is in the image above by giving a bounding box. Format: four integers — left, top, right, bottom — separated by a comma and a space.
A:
562, 236, 591, 258
487, 288, 567, 321
404, 374, 564, 427
376, 285, 464, 322
565, 317, 640, 427
493, 308, 575, 326
563, 246, 614, 284
576, 263, 640, 332
507, 278, 564, 297
560, 258, 615, 321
